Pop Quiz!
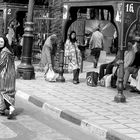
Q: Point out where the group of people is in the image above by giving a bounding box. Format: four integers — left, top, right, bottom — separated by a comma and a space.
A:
40, 31, 82, 84
98, 40, 140, 93
1, 20, 140, 120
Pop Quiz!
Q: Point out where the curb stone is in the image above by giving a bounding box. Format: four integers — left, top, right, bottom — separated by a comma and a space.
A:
16, 90, 135, 140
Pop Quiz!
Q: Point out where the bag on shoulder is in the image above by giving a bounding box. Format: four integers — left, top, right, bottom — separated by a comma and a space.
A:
44, 68, 57, 82
86, 71, 99, 87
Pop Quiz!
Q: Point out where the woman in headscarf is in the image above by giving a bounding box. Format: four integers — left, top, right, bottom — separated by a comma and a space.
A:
65, 31, 82, 84
39, 34, 57, 73
0, 35, 16, 119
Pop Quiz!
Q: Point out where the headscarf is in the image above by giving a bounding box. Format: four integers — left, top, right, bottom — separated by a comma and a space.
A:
69, 31, 77, 43
0, 35, 13, 53
45, 34, 57, 47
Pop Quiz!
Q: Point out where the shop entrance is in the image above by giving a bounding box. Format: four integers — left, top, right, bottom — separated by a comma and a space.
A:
15, 11, 27, 41
67, 6, 118, 54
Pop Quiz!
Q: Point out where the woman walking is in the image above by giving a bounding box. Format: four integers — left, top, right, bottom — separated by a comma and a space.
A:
65, 31, 82, 84
0, 35, 16, 119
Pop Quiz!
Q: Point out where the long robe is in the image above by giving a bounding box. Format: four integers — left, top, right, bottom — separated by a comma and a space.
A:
64, 39, 82, 72
39, 35, 57, 70
0, 47, 16, 112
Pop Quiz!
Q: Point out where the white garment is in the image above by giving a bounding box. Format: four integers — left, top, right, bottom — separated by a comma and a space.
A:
6, 27, 15, 45
89, 30, 104, 49
137, 70, 140, 91
130, 69, 140, 91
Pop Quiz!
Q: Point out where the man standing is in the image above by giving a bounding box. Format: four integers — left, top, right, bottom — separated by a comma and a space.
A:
89, 24, 104, 68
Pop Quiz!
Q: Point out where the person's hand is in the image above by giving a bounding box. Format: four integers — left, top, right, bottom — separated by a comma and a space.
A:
114, 61, 119, 66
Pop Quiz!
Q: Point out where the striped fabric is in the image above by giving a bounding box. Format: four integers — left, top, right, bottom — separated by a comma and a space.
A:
0, 47, 16, 111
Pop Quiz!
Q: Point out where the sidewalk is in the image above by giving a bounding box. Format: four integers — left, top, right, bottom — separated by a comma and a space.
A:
15, 57, 140, 140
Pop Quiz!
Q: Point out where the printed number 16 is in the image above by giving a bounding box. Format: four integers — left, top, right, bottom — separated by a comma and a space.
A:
126, 4, 134, 13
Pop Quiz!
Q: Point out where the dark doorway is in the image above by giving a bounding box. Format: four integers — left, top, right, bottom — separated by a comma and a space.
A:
15, 11, 27, 39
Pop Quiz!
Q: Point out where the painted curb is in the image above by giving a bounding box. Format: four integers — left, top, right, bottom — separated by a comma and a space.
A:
16, 90, 135, 140
81, 120, 107, 139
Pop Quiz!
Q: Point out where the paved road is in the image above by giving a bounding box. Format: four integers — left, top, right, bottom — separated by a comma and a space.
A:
0, 96, 103, 140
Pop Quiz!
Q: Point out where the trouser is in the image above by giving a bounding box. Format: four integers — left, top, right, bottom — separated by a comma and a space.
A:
91, 48, 102, 67
99, 62, 114, 80
123, 67, 138, 88
73, 68, 80, 82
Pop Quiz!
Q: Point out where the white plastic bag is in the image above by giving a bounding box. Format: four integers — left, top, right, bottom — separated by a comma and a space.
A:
45, 68, 57, 82
105, 74, 112, 87
100, 74, 112, 87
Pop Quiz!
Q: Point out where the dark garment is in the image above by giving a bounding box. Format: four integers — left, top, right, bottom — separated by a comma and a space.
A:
91, 48, 102, 60
131, 51, 140, 68
13, 45, 22, 59
91, 48, 102, 68
111, 50, 121, 63
99, 62, 114, 80
73, 68, 80, 82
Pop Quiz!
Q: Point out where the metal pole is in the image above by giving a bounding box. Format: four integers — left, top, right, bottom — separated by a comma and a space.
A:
114, 1, 126, 103
17, 0, 35, 80
56, 38, 65, 82
56, 19, 69, 82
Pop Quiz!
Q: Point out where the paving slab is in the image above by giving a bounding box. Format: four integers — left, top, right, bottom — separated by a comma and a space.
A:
15, 59, 140, 140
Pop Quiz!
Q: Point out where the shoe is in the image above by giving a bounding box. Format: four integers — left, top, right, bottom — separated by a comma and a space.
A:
7, 114, 14, 119
112, 85, 117, 88
0, 111, 5, 116
130, 87, 139, 93
73, 80, 79, 84
7, 106, 15, 120
94, 61, 97, 68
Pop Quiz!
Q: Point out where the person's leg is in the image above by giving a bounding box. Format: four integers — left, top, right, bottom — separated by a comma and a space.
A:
73, 68, 80, 84
99, 63, 108, 80
4, 100, 15, 119
91, 49, 96, 68
123, 67, 135, 88
76, 68, 80, 83
95, 48, 102, 68
94, 49, 99, 68
105, 63, 114, 75
73, 69, 76, 82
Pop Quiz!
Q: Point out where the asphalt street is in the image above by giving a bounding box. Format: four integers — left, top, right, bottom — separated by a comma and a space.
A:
0, 96, 103, 140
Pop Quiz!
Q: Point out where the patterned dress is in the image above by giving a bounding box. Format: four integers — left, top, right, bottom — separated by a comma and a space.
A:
65, 39, 82, 72
0, 47, 16, 112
